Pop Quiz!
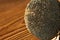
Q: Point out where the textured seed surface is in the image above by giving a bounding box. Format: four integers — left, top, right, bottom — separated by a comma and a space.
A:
24, 0, 60, 40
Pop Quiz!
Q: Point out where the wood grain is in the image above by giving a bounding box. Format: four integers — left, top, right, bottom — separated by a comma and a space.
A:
0, 0, 39, 40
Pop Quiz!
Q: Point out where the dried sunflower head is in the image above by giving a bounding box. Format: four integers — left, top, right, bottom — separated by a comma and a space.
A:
24, 0, 60, 40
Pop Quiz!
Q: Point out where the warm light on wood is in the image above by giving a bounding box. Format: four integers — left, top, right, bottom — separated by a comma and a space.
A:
0, 0, 39, 40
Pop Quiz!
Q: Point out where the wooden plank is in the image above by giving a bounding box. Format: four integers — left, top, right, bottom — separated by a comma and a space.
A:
0, 0, 39, 40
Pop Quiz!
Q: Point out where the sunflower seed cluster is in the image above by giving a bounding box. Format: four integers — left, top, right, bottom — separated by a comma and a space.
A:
24, 0, 60, 40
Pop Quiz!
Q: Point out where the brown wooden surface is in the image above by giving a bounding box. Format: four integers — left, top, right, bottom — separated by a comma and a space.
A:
0, 0, 39, 40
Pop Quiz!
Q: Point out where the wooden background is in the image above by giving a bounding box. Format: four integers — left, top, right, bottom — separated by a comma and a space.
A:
0, 0, 40, 40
